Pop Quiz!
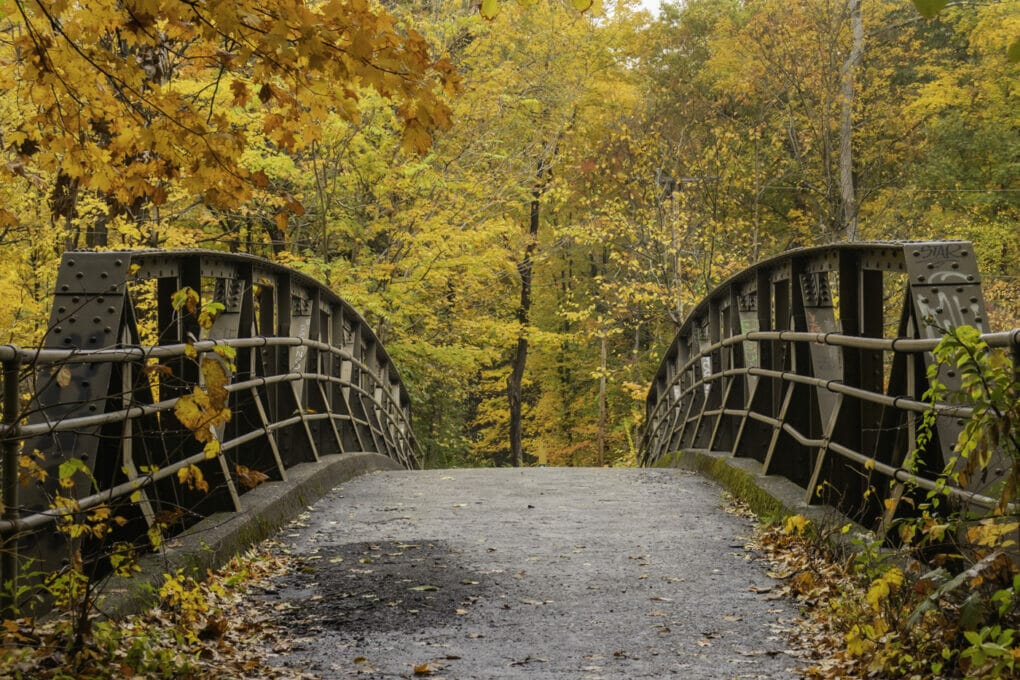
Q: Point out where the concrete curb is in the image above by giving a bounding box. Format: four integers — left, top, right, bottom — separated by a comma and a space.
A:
97, 452, 404, 617
652, 449, 870, 542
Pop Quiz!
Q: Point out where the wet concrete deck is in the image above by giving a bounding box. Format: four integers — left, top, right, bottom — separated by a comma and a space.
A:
261, 467, 802, 679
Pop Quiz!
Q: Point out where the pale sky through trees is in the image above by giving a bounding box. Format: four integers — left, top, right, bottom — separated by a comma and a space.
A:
641, 0, 660, 14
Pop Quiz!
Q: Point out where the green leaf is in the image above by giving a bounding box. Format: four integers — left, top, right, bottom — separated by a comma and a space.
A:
959, 592, 986, 631
909, 0, 946, 18
479, 0, 499, 20
171, 287, 201, 317
409, 584, 439, 591
58, 457, 91, 483
1008, 37, 1020, 64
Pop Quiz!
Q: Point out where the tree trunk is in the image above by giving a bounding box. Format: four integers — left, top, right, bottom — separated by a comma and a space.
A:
839, 0, 864, 241
597, 328, 607, 466
508, 184, 542, 467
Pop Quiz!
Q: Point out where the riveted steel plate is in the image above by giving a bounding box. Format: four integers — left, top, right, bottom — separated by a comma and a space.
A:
911, 284, 989, 334
769, 261, 791, 283
25, 252, 133, 527
129, 254, 180, 281
800, 271, 834, 309
200, 256, 238, 280
801, 250, 839, 274
860, 247, 906, 272
737, 279, 757, 313
903, 241, 980, 286
49, 253, 131, 350
214, 278, 245, 313
292, 287, 313, 317
903, 240, 996, 491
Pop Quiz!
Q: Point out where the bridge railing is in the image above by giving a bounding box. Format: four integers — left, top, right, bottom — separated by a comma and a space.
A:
0, 250, 420, 603
641, 241, 1016, 531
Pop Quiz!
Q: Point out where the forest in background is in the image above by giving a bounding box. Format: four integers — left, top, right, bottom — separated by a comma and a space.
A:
0, 0, 1017, 468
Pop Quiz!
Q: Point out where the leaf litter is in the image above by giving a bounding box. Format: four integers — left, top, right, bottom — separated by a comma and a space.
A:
0, 541, 316, 679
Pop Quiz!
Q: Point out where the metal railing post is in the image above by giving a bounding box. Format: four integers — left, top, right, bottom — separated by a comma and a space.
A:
1013, 330, 1020, 395
2, 357, 22, 614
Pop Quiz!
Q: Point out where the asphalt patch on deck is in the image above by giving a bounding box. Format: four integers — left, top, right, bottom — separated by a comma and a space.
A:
257, 540, 486, 636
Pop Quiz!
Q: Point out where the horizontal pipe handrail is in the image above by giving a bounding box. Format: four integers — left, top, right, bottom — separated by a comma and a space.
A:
668, 365, 970, 419
651, 325, 1013, 405
660, 361, 1008, 512
0, 370, 417, 534
643, 340, 976, 440
2, 340, 417, 444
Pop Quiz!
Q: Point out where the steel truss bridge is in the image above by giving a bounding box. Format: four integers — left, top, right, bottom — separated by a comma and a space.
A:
0, 241, 1015, 611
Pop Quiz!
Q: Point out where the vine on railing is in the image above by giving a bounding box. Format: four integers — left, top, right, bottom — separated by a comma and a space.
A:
923, 325, 1020, 511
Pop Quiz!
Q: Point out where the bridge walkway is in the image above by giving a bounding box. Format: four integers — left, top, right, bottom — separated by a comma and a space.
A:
257, 467, 802, 679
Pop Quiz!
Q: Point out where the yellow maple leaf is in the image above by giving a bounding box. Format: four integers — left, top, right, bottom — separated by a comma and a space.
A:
174, 393, 209, 439
204, 439, 222, 460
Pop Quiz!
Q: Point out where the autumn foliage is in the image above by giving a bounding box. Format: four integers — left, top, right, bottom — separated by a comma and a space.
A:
0, 0, 1018, 675
0, 1, 1017, 466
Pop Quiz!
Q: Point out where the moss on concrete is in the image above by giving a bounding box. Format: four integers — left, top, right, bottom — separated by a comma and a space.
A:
653, 451, 785, 522
652, 449, 869, 543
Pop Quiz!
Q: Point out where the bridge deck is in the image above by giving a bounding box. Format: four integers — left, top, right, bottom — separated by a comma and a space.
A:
260, 468, 801, 679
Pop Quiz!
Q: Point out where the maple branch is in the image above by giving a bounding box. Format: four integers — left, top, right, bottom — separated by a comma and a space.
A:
206, 63, 226, 125
21, 0, 254, 194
